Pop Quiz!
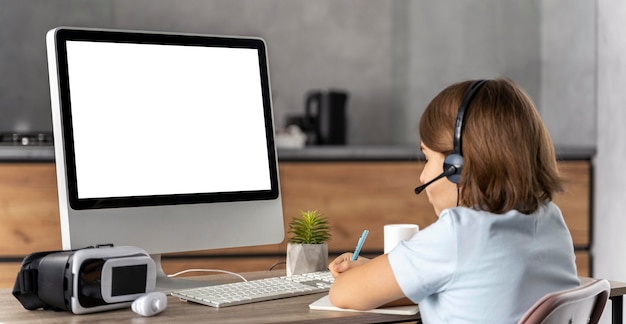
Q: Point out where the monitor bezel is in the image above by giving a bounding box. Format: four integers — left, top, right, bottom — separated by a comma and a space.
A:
51, 28, 280, 210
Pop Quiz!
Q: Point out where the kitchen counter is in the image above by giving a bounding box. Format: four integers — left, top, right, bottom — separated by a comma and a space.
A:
0, 145, 55, 162
276, 145, 595, 162
0, 145, 595, 162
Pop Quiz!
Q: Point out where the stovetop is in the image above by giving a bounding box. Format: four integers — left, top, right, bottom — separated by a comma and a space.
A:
0, 132, 53, 146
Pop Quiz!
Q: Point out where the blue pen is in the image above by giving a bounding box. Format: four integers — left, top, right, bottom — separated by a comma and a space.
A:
351, 229, 369, 261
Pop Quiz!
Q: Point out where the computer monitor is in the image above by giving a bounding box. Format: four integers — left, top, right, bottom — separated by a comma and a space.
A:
46, 27, 285, 290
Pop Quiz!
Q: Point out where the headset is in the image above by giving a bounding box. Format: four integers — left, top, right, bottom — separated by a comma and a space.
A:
415, 79, 488, 194
12, 245, 157, 314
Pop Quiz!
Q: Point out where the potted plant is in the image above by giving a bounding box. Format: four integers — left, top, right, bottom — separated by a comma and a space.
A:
286, 210, 331, 276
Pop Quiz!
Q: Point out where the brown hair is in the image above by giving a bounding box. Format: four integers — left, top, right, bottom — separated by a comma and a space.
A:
419, 78, 563, 214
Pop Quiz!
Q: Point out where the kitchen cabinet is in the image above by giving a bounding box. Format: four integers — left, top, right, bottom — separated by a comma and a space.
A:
0, 150, 593, 288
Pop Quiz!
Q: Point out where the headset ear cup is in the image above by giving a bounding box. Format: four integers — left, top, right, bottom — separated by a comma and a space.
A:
443, 153, 464, 184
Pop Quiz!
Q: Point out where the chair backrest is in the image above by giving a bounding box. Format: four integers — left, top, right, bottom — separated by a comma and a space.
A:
518, 279, 610, 324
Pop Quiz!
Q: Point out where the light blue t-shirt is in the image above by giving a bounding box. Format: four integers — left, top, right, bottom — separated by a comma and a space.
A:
387, 202, 580, 323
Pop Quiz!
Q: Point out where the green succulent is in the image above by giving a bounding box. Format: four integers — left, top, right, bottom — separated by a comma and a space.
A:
288, 210, 331, 244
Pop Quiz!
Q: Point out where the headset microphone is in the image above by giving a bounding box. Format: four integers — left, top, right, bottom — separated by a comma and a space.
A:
414, 79, 488, 195
414, 165, 457, 195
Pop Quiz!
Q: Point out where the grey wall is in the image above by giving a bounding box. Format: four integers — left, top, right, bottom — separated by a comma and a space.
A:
392, 0, 595, 147
0, 0, 395, 145
392, 0, 542, 145
0, 0, 111, 133
540, 0, 596, 148
0, 0, 596, 147
595, 0, 626, 322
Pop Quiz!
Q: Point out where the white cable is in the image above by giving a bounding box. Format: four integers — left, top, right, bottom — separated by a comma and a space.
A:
167, 268, 247, 282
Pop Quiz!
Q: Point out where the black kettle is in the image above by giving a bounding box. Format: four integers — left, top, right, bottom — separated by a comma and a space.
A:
304, 90, 348, 145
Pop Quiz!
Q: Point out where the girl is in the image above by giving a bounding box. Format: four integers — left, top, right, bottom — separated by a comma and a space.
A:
328, 78, 580, 323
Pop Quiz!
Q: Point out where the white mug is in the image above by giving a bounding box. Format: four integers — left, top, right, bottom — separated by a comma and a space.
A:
384, 224, 419, 254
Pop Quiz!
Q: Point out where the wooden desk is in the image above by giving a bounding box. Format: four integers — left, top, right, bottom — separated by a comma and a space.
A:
0, 270, 421, 324
581, 277, 626, 324
2, 272, 624, 323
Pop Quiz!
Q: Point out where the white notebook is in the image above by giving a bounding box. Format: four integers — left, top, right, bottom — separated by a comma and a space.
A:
309, 295, 419, 315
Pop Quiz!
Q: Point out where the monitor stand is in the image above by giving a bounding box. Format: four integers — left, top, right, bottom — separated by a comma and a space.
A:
151, 254, 216, 293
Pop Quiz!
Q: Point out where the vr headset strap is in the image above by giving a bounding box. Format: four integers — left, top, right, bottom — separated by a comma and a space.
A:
12, 250, 63, 310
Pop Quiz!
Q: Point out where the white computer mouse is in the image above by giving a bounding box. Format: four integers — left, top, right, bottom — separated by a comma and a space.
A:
131, 291, 167, 316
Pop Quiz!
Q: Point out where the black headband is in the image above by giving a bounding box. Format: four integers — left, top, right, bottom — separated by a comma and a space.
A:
453, 79, 488, 155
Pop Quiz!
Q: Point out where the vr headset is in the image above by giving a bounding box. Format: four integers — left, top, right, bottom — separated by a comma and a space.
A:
13, 245, 156, 314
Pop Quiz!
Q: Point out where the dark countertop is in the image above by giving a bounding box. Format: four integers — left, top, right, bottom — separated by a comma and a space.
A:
277, 145, 596, 162
0, 145, 55, 162
0, 145, 596, 162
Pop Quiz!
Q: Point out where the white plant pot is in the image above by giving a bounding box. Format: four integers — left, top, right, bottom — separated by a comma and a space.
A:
286, 243, 328, 276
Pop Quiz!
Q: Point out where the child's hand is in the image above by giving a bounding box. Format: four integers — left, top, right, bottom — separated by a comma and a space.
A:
328, 252, 370, 277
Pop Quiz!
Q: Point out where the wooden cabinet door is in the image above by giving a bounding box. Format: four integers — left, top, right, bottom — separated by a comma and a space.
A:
0, 163, 61, 256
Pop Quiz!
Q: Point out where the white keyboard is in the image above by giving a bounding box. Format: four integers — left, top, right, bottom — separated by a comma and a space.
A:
171, 271, 334, 308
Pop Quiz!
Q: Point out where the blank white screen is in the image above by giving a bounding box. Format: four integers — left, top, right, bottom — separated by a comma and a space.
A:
66, 41, 271, 199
